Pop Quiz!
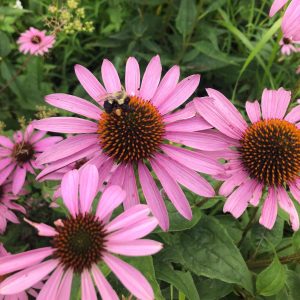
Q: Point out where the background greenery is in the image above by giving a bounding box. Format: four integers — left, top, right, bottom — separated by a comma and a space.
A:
1, 0, 300, 299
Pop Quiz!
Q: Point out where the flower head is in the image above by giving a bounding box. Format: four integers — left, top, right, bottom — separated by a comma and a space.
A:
281, 0, 300, 42
0, 180, 26, 234
279, 37, 300, 55
33, 55, 224, 231
194, 88, 300, 230
0, 165, 162, 300
0, 243, 44, 299
0, 125, 62, 195
17, 27, 55, 56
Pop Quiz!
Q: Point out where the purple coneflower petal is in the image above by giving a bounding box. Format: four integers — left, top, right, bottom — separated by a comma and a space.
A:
285, 105, 300, 123
0, 158, 12, 171
219, 171, 248, 197
249, 184, 263, 206
32, 117, 98, 134
165, 115, 212, 132
81, 269, 97, 300
290, 183, 300, 203
269, 0, 288, 16
56, 269, 73, 300
0, 163, 16, 185
74, 64, 106, 102
45, 94, 102, 120
259, 188, 278, 229
139, 55, 162, 101
163, 102, 195, 123
125, 57, 140, 96
122, 164, 140, 209
138, 162, 169, 231
33, 136, 63, 152
91, 265, 118, 300
24, 218, 58, 237
245, 100, 261, 123
103, 253, 154, 300
0, 136, 14, 149
101, 59, 121, 93
0, 259, 58, 295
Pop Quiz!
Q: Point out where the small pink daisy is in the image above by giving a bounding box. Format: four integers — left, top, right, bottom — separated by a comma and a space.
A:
0, 125, 62, 195
33, 55, 225, 231
279, 37, 300, 55
17, 27, 55, 56
0, 243, 44, 299
0, 165, 162, 300
194, 88, 300, 230
0, 180, 26, 234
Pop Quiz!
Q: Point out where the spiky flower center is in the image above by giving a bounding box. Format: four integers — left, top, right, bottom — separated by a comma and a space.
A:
283, 37, 291, 45
31, 35, 41, 44
12, 142, 34, 164
239, 119, 300, 186
98, 96, 165, 163
52, 213, 107, 273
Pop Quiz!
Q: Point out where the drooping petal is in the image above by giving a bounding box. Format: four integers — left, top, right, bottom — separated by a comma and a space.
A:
24, 218, 57, 237
151, 65, 180, 107
101, 59, 121, 93
165, 115, 212, 132
138, 162, 169, 231
74, 64, 106, 102
122, 164, 140, 209
61, 169, 79, 217
0, 259, 59, 295
45, 94, 102, 120
81, 269, 97, 300
0, 247, 53, 275
269, 0, 288, 16
56, 269, 73, 300
139, 55, 162, 101
103, 253, 154, 300
106, 239, 163, 256
151, 158, 192, 220
32, 117, 98, 134
125, 57, 140, 96
249, 183, 263, 206
96, 185, 126, 221
0, 163, 16, 185
158, 74, 200, 115
163, 101, 195, 123
245, 100, 261, 123
79, 165, 99, 213
261, 88, 291, 120
91, 265, 118, 300
219, 171, 248, 197
259, 188, 278, 230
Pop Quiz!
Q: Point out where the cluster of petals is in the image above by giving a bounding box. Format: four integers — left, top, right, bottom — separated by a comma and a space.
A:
0, 180, 26, 234
0, 125, 62, 195
32, 55, 225, 231
269, 0, 300, 51
17, 27, 55, 56
0, 165, 162, 300
194, 88, 300, 230
0, 243, 43, 299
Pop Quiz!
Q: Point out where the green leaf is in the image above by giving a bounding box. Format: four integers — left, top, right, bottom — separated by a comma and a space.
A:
178, 215, 253, 294
176, 0, 197, 38
0, 32, 11, 57
256, 255, 286, 296
156, 264, 200, 300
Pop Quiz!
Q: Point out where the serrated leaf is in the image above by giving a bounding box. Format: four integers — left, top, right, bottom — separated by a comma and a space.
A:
256, 255, 286, 296
178, 215, 253, 294
156, 264, 200, 300
175, 0, 197, 38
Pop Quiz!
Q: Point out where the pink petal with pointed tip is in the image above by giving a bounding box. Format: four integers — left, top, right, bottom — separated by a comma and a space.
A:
24, 218, 57, 237
96, 185, 126, 221
81, 269, 97, 300
269, 0, 288, 16
163, 101, 196, 123
159, 74, 200, 115
101, 59, 121, 93
45, 93, 102, 120
166, 115, 212, 132
32, 117, 97, 134
138, 162, 169, 231
123, 164, 140, 209
285, 105, 300, 123
125, 57, 140, 96
139, 55, 162, 101
219, 171, 248, 197
151, 159, 192, 220
0, 158, 12, 171
0, 136, 14, 149
56, 269, 73, 300
103, 253, 154, 300
74, 64, 106, 102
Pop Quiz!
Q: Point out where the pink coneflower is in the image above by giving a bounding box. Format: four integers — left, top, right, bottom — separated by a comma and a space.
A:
32, 55, 225, 231
0, 180, 26, 234
0, 243, 43, 299
279, 37, 300, 55
281, 0, 300, 43
194, 88, 300, 230
0, 165, 162, 300
17, 27, 55, 56
0, 125, 62, 195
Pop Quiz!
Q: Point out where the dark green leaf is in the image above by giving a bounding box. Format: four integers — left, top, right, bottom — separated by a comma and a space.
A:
0, 32, 11, 57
